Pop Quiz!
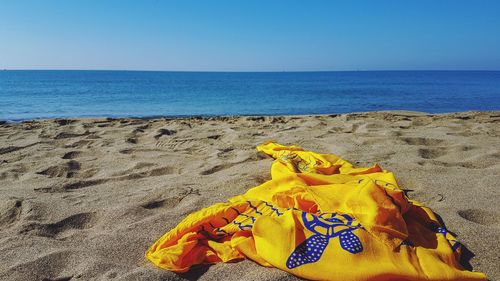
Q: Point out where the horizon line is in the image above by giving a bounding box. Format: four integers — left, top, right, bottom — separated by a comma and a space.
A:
2, 68, 500, 73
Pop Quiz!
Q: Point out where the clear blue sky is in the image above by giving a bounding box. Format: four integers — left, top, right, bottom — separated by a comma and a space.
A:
1, 0, 499, 71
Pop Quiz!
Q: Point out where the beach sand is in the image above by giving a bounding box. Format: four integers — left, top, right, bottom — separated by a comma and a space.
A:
0, 111, 498, 280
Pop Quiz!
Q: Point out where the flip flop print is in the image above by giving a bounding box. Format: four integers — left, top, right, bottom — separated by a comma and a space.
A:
286, 212, 363, 269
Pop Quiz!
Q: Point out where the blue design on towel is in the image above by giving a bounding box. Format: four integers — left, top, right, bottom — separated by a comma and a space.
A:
262, 201, 283, 216
437, 226, 448, 235
436, 226, 461, 252
247, 201, 263, 215
286, 212, 363, 269
233, 220, 253, 230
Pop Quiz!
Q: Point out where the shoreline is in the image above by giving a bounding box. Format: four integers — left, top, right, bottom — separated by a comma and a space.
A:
3, 110, 499, 124
0, 111, 498, 280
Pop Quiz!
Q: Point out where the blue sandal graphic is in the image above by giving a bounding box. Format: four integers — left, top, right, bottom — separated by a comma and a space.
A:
286, 212, 363, 269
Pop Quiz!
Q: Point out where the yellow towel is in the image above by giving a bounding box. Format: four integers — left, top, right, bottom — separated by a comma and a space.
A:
146, 142, 486, 280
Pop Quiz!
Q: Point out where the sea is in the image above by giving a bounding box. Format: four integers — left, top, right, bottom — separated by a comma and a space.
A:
1, 70, 499, 121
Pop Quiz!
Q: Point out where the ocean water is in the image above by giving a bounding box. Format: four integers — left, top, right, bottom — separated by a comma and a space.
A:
1, 70, 499, 121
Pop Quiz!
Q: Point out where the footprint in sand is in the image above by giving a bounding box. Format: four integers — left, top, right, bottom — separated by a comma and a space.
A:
37, 160, 81, 178
207, 134, 222, 140
19, 212, 98, 238
61, 151, 82, 159
36, 165, 177, 192
458, 209, 500, 228
54, 130, 89, 140
125, 137, 139, 144
217, 147, 235, 159
141, 187, 200, 210
200, 164, 232, 175
0, 199, 23, 228
125, 166, 177, 179
0, 164, 29, 180
155, 138, 195, 151
141, 197, 183, 210
154, 128, 177, 139
418, 148, 448, 159
401, 137, 445, 146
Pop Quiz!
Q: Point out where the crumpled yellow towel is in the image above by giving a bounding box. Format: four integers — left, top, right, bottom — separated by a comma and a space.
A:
146, 142, 486, 280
